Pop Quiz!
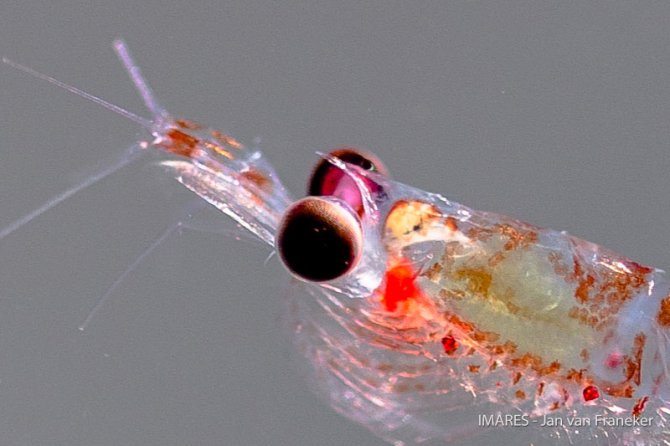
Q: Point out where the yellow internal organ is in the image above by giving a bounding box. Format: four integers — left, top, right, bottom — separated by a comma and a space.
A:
385, 200, 441, 239
435, 238, 599, 371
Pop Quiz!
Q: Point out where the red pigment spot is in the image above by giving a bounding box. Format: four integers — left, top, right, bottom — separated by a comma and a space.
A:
583, 385, 599, 401
441, 335, 459, 355
382, 262, 422, 312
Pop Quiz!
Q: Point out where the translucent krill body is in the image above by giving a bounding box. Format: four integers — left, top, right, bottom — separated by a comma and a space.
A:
3, 42, 669, 445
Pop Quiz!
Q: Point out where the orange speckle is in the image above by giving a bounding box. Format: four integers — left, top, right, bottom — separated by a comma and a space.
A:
203, 141, 233, 160
624, 333, 646, 386
488, 340, 518, 356
471, 330, 500, 343
573, 256, 583, 277
515, 390, 526, 400
211, 129, 243, 149
466, 223, 538, 251
241, 169, 273, 193
160, 128, 201, 158
445, 216, 458, 232
548, 252, 569, 277
565, 368, 586, 382
569, 254, 652, 329
445, 314, 475, 332
175, 118, 204, 130
510, 352, 542, 370
604, 382, 634, 398
575, 273, 595, 303
538, 360, 561, 376
381, 261, 422, 312
658, 294, 670, 327
505, 352, 562, 377
468, 364, 480, 373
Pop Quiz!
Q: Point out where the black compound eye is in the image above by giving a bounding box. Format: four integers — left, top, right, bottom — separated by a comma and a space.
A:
277, 196, 362, 282
308, 148, 389, 216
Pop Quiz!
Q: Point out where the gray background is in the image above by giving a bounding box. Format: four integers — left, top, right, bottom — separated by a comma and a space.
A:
1, 2, 669, 446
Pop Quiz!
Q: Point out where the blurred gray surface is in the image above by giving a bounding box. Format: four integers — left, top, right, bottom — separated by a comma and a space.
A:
1, 2, 669, 446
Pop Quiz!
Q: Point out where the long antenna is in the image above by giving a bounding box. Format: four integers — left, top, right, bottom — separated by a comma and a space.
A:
2, 57, 152, 129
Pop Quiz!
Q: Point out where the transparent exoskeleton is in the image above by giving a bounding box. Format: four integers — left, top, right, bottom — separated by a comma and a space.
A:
3, 41, 669, 446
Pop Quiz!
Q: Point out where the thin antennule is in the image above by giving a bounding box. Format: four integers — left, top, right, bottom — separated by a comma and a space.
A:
78, 221, 181, 331
2, 57, 152, 129
112, 39, 165, 120
0, 144, 144, 242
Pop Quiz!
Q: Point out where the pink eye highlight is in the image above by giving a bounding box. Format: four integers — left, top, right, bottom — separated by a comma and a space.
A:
308, 148, 389, 216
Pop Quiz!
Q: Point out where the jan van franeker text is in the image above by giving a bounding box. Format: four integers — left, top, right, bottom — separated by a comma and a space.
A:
478, 413, 654, 428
